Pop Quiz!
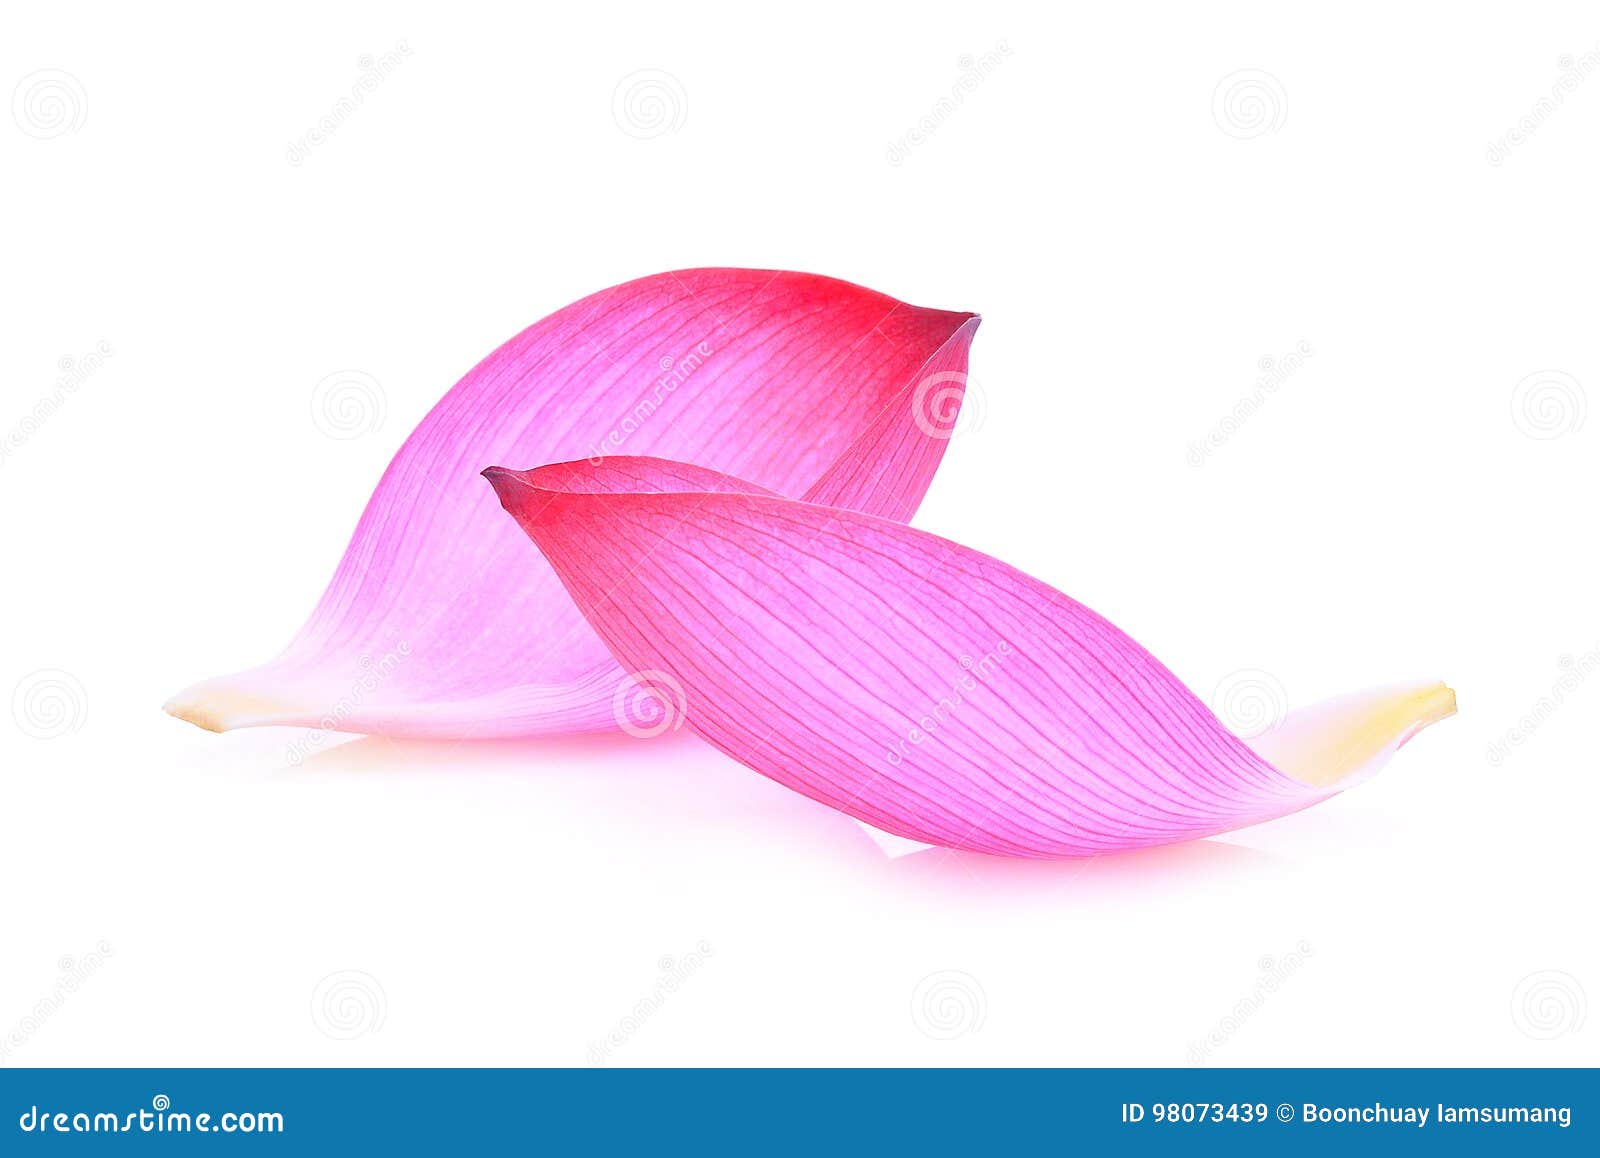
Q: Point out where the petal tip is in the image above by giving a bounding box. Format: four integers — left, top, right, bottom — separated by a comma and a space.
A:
1404, 680, 1457, 739
163, 677, 309, 734
480, 464, 529, 506
163, 692, 232, 734
1251, 678, 1458, 790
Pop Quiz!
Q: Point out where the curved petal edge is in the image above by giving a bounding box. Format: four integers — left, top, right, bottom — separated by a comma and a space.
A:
165, 269, 979, 738
486, 457, 1455, 858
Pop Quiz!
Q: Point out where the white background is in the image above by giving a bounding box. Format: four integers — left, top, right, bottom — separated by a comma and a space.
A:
3, 1, 1596, 1066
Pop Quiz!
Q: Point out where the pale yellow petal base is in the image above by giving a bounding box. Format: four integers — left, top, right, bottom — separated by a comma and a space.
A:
1248, 680, 1457, 790
163, 674, 311, 733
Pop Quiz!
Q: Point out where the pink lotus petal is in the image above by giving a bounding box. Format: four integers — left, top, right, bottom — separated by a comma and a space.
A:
166, 270, 978, 738
486, 457, 1455, 858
